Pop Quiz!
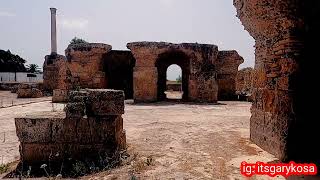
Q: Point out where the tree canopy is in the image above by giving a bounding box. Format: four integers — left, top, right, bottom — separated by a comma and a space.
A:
70, 37, 88, 45
176, 75, 182, 83
0, 49, 27, 72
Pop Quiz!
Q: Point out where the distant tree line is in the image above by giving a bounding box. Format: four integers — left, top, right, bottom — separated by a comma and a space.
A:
0, 49, 41, 73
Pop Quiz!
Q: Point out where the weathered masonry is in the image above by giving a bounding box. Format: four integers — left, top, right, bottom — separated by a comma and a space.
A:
43, 42, 243, 103
234, 0, 319, 163
15, 89, 126, 174
127, 42, 243, 102
43, 44, 135, 102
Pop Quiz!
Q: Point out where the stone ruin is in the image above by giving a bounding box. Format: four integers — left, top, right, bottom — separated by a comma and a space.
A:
43, 42, 243, 103
16, 83, 44, 98
234, 0, 320, 163
43, 43, 136, 103
0, 82, 20, 92
40, 0, 320, 166
236, 67, 253, 101
43, 10, 244, 104
167, 82, 182, 92
0, 82, 45, 98
127, 42, 244, 102
14, 89, 126, 176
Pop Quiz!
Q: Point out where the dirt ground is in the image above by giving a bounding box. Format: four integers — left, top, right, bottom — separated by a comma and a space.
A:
165, 91, 183, 100
0, 90, 287, 179
0, 91, 51, 108
0, 91, 62, 165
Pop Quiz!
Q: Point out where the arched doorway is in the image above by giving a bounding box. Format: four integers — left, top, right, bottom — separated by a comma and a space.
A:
155, 50, 190, 101
165, 64, 183, 100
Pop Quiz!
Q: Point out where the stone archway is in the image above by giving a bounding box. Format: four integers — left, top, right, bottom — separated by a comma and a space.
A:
127, 42, 221, 103
155, 50, 190, 101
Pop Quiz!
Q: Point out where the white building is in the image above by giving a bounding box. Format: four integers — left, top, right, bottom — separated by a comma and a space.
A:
0, 72, 43, 83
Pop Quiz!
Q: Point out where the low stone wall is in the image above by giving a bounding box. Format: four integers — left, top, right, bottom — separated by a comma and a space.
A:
166, 83, 182, 91
16, 83, 43, 98
0, 82, 20, 91
15, 89, 126, 168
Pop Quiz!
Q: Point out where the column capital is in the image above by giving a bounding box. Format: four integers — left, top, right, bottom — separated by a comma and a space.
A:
50, 8, 57, 14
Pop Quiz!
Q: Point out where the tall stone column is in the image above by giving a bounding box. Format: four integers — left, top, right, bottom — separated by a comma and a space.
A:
50, 8, 57, 55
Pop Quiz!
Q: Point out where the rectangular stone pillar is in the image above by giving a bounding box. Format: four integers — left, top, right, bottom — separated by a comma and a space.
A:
133, 67, 158, 102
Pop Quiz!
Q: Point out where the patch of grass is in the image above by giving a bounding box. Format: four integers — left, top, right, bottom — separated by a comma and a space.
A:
0, 163, 9, 174
145, 156, 154, 166
132, 160, 146, 173
6, 149, 131, 178
71, 161, 87, 177
130, 174, 138, 180
131, 155, 155, 173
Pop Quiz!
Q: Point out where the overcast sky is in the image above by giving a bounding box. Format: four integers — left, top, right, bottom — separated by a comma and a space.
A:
0, 0, 254, 80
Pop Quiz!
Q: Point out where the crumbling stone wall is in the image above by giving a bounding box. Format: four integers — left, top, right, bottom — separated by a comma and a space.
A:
15, 89, 126, 171
234, 0, 320, 162
236, 67, 253, 96
17, 83, 43, 98
65, 43, 111, 89
127, 42, 221, 103
167, 82, 182, 92
43, 54, 68, 92
103, 50, 136, 99
43, 43, 112, 102
43, 54, 68, 102
44, 42, 243, 103
216, 51, 244, 100
127, 42, 243, 103
0, 82, 20, 91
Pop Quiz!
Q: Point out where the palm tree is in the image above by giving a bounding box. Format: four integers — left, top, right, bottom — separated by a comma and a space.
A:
26, 64, 40, 73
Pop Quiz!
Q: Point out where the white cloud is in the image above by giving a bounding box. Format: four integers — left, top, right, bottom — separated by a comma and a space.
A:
58, 18, 89, 30
0, 11, 16, 17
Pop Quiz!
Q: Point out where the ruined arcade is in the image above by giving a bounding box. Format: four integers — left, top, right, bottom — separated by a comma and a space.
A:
44, 41, 244, 103
0, 0, 319, 179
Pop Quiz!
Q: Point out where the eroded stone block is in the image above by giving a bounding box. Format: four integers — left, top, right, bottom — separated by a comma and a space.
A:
17, 83, 43, 98
86, 89, 125, 116
65, 102, 86, 118
15, 89, 127, 167
15, 113, 64, 143
52, 89, 68, 103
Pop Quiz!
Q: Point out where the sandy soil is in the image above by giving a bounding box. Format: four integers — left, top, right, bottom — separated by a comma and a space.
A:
165, 91, 183, 100
0, 91, 63, 165
0, 90, 287, 179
